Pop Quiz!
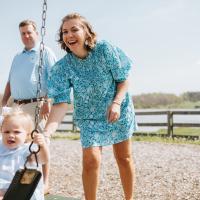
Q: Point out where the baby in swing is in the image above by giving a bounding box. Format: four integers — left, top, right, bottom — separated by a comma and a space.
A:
0, 107, 50, 200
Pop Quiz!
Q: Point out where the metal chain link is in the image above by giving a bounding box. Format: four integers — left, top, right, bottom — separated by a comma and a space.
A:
34, 0, 47, 129
25, 0, 48, 164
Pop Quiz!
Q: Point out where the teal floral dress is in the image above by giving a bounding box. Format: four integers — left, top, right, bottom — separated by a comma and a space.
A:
48, 40, 137, 148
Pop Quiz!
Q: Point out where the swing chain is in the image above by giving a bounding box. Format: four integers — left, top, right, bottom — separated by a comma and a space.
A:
34, 0, 47, 129
24, 130, 40, 168
24, 0, 48, 165
26, 0, 47, 166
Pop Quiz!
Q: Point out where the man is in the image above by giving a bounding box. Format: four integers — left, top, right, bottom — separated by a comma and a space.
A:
1, 20, 57, 194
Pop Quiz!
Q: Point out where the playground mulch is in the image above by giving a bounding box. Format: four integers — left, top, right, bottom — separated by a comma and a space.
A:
49, 139, 200, 200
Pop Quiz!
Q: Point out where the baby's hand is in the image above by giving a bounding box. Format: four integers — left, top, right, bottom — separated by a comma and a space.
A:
33, 134, 46, 147
0, 189, 5, 200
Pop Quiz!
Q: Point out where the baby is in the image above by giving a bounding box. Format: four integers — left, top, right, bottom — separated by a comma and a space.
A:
0, 107, 50, 200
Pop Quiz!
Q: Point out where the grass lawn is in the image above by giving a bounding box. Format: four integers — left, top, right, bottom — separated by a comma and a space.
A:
155, 127, 200, 136
52, 127, 200, 145
132, 136, 200, 145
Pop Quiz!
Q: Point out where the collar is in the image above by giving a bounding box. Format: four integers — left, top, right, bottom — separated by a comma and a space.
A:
22, 42, 40, 53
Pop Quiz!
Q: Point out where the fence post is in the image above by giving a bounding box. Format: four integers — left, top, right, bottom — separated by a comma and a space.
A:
72, 117, 76, 132
167, 111, 170, 136
167, 111, 173, 138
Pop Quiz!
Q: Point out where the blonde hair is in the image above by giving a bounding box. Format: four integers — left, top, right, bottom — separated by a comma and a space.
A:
1, 107, 34, 135
58, 13, 97, 52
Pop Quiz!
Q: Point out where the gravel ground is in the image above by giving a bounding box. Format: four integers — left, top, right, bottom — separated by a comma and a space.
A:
49, 139, 200, 200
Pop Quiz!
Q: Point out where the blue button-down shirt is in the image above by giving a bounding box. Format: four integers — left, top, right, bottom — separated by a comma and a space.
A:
9, 43, 56, 99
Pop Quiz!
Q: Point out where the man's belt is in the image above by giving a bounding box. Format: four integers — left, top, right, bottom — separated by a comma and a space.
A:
14, 97, 45, 105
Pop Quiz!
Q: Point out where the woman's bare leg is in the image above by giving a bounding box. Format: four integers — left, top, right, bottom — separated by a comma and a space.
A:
113, 139, 135, 200
82, 146, 102, 200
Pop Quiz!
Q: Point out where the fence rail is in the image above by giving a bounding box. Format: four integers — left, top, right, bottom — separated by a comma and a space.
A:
57, 109, 200, 139
135, 110, 200, 139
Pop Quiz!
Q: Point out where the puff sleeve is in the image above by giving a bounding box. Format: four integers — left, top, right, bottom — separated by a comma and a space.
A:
47, 58, 72, 104
103, 41, 133, 82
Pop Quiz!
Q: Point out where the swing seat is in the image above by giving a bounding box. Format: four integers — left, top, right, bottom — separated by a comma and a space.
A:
45, 194, 80, 200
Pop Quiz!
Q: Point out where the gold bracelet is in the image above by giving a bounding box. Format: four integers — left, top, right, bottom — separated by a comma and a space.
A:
112, 100, 121, 106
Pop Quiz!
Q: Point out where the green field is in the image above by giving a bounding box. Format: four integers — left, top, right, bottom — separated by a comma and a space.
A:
135, 127, 200, 136
53, 127, 200, 145
132, 135, 200, 145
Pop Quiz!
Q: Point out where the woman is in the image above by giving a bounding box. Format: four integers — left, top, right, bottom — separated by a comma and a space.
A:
44, 13, 137, 200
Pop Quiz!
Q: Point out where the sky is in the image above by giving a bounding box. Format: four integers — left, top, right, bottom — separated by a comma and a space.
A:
0, 0, 199, 95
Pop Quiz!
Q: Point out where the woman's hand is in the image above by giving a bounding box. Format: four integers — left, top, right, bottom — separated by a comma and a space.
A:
107, 79, 128, 123
107, 102, 121, 123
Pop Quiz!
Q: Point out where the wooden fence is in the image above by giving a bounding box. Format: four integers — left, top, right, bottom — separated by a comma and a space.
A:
135, 110, 200, 139
57, 110, 200, 139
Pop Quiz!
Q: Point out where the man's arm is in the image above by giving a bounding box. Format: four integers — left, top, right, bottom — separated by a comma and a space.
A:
1, 82, 11, 107
40, 97, 51, 120
40, 47, 57, 119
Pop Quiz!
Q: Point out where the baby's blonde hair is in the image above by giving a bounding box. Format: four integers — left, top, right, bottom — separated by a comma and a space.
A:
1, 106, 34, 135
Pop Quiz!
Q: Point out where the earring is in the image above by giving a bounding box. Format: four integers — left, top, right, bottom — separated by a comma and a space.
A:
85, 40, 89, 46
